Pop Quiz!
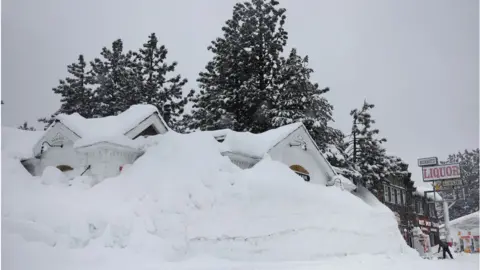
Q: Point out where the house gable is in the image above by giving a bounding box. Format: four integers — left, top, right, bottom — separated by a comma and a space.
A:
32, 122, 81, 157
125, 113, 169, 139
267, 126, 337, 184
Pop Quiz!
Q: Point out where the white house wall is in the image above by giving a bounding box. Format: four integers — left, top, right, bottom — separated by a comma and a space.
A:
33, 123, 81, 175
268, 127, 336, 185
125, 114, 168, 138
33, 122, 80, 157
78, 143, 142, 180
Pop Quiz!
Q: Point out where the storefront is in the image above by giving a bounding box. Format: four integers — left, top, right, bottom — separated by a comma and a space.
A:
417, 217, 440, 247
457, 231, 479, 253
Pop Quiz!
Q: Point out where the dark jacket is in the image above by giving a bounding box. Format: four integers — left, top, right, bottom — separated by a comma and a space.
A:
437, 241, 449, 252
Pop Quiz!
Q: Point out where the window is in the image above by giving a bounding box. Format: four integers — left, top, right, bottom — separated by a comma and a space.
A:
56, 165, 73, 172
133, 125, 159, 139
417, 201, 424, 215
394, 189, 398, 204
384, 185, 389, 202
429, 204, 436, 217
402, 190, 406, 206
387, 187, 392, 203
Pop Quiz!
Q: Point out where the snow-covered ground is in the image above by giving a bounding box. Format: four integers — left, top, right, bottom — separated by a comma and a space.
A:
2, 127, 478, 269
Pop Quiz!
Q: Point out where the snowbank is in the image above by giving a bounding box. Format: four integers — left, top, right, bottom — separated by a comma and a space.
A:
1, 126, 44, 159
2, 129, 418, 266
56, 104, 164, 139
204, 122, 303, 158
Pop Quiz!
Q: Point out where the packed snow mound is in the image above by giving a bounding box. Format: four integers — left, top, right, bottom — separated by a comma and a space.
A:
1, 126, 44, 159
2, 130, 417, 262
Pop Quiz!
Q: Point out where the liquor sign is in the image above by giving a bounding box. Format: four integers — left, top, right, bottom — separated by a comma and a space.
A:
418, 157, 438, 167
422, 163, 461, 182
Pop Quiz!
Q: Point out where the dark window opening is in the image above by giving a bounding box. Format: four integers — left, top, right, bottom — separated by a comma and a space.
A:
134, 125, 159, 139
57, 165, 73, 172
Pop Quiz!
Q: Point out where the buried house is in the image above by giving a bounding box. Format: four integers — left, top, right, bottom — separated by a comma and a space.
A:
21, 105, 169, 180
205, 123, 357, 192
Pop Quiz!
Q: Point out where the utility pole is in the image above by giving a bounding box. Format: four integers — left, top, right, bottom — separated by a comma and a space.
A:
443, 200, 450, 243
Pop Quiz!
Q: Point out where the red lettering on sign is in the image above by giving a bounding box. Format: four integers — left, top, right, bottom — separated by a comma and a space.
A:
423, 168, 429, 179
439, 167, 445, 177
446, 166, 452, 176
433, 168, 439, 178
452, 166, 459, 176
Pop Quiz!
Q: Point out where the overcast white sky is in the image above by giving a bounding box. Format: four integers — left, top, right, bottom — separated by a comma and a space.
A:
2, 0, 478, 185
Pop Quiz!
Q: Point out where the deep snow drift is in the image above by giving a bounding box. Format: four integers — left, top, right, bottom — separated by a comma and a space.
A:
2, 127, 421, 269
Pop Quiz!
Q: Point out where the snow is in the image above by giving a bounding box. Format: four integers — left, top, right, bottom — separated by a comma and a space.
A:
440, 211, 479, 230
332, 165, 362, 178
73, 135, 143, 150
7, 128, 463, 269
1, 126, 44, 159
414, 185, 443, 201
325, 144, 346, 161
329, 174, 357, 192
204, 122, 303, 158
55, 104, 163, 139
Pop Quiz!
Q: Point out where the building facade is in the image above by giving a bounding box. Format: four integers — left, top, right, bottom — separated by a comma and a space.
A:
411, 192, 441, 247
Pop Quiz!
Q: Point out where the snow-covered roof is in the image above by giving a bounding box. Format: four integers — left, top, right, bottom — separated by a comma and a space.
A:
439, 211, 479, 231
204, 122, 304, 158
414, 185, 443, 201
55, 104, 165, 139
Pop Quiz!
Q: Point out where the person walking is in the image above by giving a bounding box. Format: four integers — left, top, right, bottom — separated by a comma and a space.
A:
437, 237, 454, 259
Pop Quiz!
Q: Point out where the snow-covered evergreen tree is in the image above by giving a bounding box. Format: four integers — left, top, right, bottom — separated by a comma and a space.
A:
269, 48, 338, 151
18, 121, 36, 131
347, 100, 389, 188
38, 55, 95, 128
439, 149, 479, 220
187, 0, 288, 132
89, 39, 136, 117
132, 33, 192, 128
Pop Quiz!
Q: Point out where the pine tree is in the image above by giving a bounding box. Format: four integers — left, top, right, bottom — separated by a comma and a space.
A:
188, 0, 288, 132
439, 149, 479, 220
347, 100, 389, 188
18, 121, 36, 131
132, 33, 193, 128
269, 48, 340, 152
89, 39, 136, 117
38, 55, 95, 128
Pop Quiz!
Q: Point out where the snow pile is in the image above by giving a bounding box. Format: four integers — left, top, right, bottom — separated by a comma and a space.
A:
3, 129, 418, 265
205, 122, 303, 158
1, 126, 44, 159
